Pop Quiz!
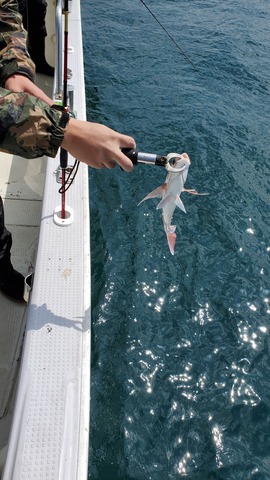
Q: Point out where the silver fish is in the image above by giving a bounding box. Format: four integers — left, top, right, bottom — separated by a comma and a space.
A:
138, 153, 203, 255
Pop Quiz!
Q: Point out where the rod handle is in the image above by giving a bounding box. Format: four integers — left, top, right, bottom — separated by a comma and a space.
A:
121, 148, 167, 167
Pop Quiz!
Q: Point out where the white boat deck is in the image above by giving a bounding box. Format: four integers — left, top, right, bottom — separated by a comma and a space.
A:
0, 1, 90, 478
0, 92, 50, 477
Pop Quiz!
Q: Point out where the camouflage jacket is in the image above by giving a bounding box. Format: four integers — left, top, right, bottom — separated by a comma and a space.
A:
0, 0, 65, 158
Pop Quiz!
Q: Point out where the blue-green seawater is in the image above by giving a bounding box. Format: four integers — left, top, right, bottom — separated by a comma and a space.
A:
81, 1, 270, 479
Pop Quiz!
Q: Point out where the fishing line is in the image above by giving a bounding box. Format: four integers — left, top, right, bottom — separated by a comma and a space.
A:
139, 0, 200, 74
58, 159, 80, 194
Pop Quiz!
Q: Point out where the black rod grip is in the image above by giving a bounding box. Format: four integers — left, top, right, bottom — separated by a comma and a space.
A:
60, 148, 68, 169
121, 148, 138, 164
121, 148, 167, 167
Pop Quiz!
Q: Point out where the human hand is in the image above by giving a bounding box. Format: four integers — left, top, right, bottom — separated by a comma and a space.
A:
62, 119, 136, 171
5, 74, 54, 106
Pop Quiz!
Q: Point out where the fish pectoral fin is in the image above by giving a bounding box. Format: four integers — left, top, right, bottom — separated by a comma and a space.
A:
167, 232, 176, 255
175, 195, 186, 213
138, 184, 166, 206
183, 188, 209, 196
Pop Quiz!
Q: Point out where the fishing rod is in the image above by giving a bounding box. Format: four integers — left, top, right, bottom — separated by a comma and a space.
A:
139, 0, 199, 74
59, 0, 69, 220
53, 0, 78, 227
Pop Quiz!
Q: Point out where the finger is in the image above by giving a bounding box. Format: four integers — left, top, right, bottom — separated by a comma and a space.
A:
115, 135, 136, 172
106, 161, 116, 170
114, 151, 134, 172
120, 134, 136, 149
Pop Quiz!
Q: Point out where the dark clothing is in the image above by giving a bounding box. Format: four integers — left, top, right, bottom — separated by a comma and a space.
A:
20, 0, 48, 38
18, 0, 50, 72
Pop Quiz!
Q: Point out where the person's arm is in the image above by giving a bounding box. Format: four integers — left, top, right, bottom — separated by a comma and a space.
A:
0, 88, 135, 170
0, 0, 135, 169
0, 0, 36, 86
5, 74, 54, 105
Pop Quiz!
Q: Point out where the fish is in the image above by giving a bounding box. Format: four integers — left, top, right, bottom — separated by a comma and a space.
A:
138, 152, 204, 255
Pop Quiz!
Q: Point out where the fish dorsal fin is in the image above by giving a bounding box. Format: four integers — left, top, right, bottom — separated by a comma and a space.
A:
138, 184, 166, 206
175, 194, 186, 213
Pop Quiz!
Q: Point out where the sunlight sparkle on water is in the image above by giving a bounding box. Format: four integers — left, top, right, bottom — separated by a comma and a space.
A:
212, 425, 224, 468
169, 362, 193, 385
197, 373, 207, 389
142, 282, 156, 297
248, 303, 257, 312
263, 298, 270, 314
194, 303, 212, 325
145, 349, 158, 361
140, 362, 162, 394
169, 373, 192, 383
237, 320, 263, 350
230, 377, 261, 406
155, 296, 165, 312
176, 452, 191, 476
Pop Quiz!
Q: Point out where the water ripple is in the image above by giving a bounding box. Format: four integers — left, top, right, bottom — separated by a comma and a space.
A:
84, 0, 270, 478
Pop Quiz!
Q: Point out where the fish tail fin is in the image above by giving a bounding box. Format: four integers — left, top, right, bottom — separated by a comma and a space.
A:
167, 232, 176, 255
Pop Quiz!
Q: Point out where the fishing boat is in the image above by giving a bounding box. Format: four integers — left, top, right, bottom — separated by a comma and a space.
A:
0, 0, 90, 478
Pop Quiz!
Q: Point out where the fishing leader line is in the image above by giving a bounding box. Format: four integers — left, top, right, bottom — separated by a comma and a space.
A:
139, 0, 200, 74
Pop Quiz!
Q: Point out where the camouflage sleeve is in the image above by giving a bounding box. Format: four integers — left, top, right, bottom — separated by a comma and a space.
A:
0, 0, 36, 86
0, 88, 67, 158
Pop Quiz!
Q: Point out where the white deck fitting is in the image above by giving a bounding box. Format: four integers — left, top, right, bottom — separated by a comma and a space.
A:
1, 1, 90, 479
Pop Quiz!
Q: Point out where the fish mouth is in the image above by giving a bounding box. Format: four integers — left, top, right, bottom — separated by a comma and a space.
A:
166, 163, 185, 173
165, 152, 190, 173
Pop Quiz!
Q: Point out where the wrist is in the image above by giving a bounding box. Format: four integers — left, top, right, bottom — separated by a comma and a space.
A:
51, 105, 72, 129
61, 117, 77, 151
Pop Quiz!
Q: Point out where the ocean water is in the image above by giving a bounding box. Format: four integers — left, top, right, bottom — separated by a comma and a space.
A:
81, 1, 270, 479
